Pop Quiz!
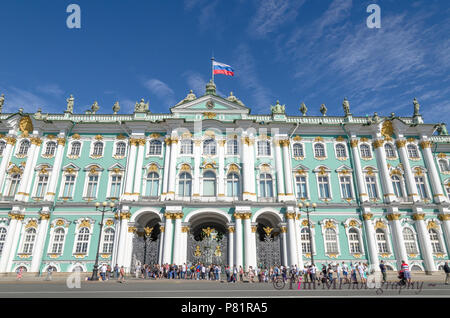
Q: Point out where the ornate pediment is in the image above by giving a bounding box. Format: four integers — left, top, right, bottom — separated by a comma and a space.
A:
170, 94, 250, 117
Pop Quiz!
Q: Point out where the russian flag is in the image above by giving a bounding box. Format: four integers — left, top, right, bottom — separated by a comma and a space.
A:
213, 61, 234, 76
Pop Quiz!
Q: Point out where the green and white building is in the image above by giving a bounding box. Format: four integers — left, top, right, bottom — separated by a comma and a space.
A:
0, 81, 449, 274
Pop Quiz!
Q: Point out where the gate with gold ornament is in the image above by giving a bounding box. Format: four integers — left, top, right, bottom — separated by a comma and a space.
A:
131, 224, 161, 270
187, 226, 227, 266
256, 225, 281, 269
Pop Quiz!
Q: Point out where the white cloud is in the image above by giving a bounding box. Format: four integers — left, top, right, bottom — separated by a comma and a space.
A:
143, 78, 176, 107
0, 86, 49, 113
36, 84, 64, 97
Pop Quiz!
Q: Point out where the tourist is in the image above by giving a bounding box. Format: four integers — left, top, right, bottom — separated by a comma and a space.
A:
106, 264, 111, 280
327, 264, 334, 282
201, 264, 206, 280
336, 262, 342, 283
182, 263, 186, 279
443, 262, 450, 285
379, 260, 387, 283
100, 263, 107, 281
119, 266, 125, 283
309, 264, 316, 282
114, 264, 119, 279
45, 266, 53, 281
248, 266, 255, 283
350, 263, 358, 284
342, 262, 349, 283
239, 266, 244, 281
400, 260, 411, 284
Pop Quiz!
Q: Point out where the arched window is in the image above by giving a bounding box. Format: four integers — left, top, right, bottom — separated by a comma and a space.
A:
293, 143, 304, 157
70, 141, 81, 156
35, 174, 49, 198
86, 174, 99, 198
203, 139, 217, 155
385, 143, 395, 158
102, 228, 115, 254
227, 173, 240, 197
411, 265, 422, 271
7, 174, 21, 197
22, 228, 37, 254
429, 229, 443, 253
18, 140, 30, 155
257, 141, 271, 156
110, 175, 122, 198
259, 173, 273, 197
0, 227, 7, 255
360, 144, 371, 158
75, 227, 90, 254
227, 139, 238, 155
407, 144, 419, 158
402, 228, 418, 254
295, 175, 308, 199
203, 171, 216, 196
72, 265, 84, 272
301, 228, 311, 254
92, 142, 103, 156
45, 141, 57, 156
180, 140, 193, 155
178, 173, 192, 197
145, 172, 159, 197
115, 142, 126, 156
0, 141, 6, 156
439, 159, 449, 173
392, 175, 404, 198
348, 228, 361, 253
335, 144, 347, 157
376, 229, 389, 253
51, 228, 65, 254
324, 228, 338, 253
149, 140, 162, 155
314, 143, 325, 158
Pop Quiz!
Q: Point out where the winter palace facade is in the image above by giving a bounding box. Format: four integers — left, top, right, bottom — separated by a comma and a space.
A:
0, 81, 449, 275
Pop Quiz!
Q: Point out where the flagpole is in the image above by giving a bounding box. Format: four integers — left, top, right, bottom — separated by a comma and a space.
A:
211, 56, 215, 83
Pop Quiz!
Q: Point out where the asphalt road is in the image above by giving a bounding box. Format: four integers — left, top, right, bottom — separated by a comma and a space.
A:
0, 278, 449, 298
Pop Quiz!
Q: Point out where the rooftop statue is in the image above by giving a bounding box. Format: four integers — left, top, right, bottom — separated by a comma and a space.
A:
413, 98, 420, 116
343, 98, 350, 116
205, 80, 217, 95
175, 90, 197, 106
436, 123, 448, 136
372, 112, 381, 124
66, 95, 74, 113
226, 92, 245, 106
135, 98, 149, 113
113, 101, 120, 114
35, 108, 42, 119
320, 104, 327, 116
91, 101, 100, 114
271, 100, 285, 115
0, 93, 4, 112
299, 102, 307, 116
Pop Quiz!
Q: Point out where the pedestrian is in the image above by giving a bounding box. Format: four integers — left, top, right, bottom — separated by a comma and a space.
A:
233, 265, 237, 283
106, 264, 111, 280
45, 266, 53, 281
400, 260, 411, 284
443, 262, 450, 285
379, 260, 387, 283
239, 266, 244, 281
342, 262, 349, 283
114, 264, 119, 279
16, 267, 23, 280
336, 262, 342, 283
100, 263, 107, 281
119, 266, 125, 283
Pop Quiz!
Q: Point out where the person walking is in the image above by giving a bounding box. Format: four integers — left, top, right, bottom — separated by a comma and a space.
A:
400, 260, 411, 284
379, 260, 387, 283
119, 266, 125, 283
443, 262, 450, 285
114, 264, 119, 279
342, 262, 349, 283
239, 266, 244, 282
45, 266, 53, 281
100, 263, 107, 281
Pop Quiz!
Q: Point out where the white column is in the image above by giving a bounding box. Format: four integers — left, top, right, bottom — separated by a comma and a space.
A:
0, 215, 19, 272
193, 140, 201, 199
115, 211, 130, 267
16, 137, 41, 201
274, 139, 285, 201
294, 216, 304, 268
281, 227, 288, 266
373, 139, 396, 203
162, 213, 173, 264
172, 214, 182, 264
132, 139, 145, 200
167, 138, 179, 200
248, 139, 257, 201
0, 137, 16, 196
286, 214, 298, 267
228, 226, 235, 266
414, 213, 437, 272
396, 139, 420, 202
123, 140, 137, 200
234, 215, 243, 268
362, 212, 380, 270
439, 212, 450, 255
250, 224, 258, 269
282, 140, 295, 201
45, 138, 66, 201
387, 212, 408, 269
243, 215, 252, 270
420, 140, 446, 203
350, 139, 369, 202
180, 225, 188, 265
218, 140, 225, 199
111, 217, 121, 266
30, 212, 51, 272
161, 137, 171, 200
123, 225, 135, 273
158, 224, 165, 264
242, 136, 256, 201
6, 217, 23, 272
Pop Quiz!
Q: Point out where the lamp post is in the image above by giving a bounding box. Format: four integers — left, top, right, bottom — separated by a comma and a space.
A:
91, 201, 116, 281
298, 201, 317, 266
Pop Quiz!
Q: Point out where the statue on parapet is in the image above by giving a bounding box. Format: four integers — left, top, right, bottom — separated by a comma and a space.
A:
66, 95, 74, 113
91, 101, 100, 114
343, 98, 351, 116
135, 98, 149, 113
0, 93, 4, 112
271, 100, 285, 115
413, 98, 420, 116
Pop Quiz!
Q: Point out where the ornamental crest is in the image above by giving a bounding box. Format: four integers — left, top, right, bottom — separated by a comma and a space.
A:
19, 116, 33, 135
381, 120, 394, 138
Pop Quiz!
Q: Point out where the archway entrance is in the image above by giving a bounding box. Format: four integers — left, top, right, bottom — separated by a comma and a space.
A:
131, 213, 161, 271
255, 213, 282, 269
186, 213, 228, 266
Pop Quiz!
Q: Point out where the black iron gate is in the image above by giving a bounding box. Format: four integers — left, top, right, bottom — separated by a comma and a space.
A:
256, 226, 281, 269
187, 227, 227, 266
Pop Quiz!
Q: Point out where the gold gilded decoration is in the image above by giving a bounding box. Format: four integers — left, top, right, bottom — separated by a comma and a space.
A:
203, 112, 217, 119
57, 138, 66, 146
396, 140, 406, 148
437, 153, 447, 159
80, 220, 91, 228
293, 136, 302, 141
39, 213, 51, 220
150, 133, 161, 139
180, 164, 191, 172
318, 166, 327, 176
228, 164, 239, 173
228, 226, 235, 233
6, 136, 17, 145
49, 253, 60, 259
204, 163, 214, 170
336, 136, 345, 142
241, 213, 252, 219
374, 220, 386, 229
251, 226, 257, 233
360, 137, 369, 142
56, 220, 65, 227
128, 226, 137, 233
204, 130, 216, 138
116, 134, 126, 140
194, 246, 202, 257
263, 227, 273, 236
148, 163, 158, 172
412, 213, 425, 221
380, 253, 391, 258
19, 116, 33, 135
100, 254, 110, 259
305, 253, 311, 258
314, 137, 324, 142
350, 139, 359, 148
381, 120, 394, 138
285, 212, 296, 219
182, 226, 190, 233
427, 221, 438, 230
280, 227, 287, 233
25, 219, 38, 229
9, 165, 22, 175
353, 253, 362, 258
324, 220, 335, 229
72, 134, 81, 140
362, 213, 373, 221
89, 166, 99, 175
408, 254, 418, 258
386, 214, 401, 221
214, 245, 222, 257
94, 135, 103, 140
296, 169, 307, 175
438, 214, 450, 221
348, 220, 358, 227
327, 253, 338, 258
202, 227, 214, 237
435, 253, 445, 258
413, 167, 423, 177
233, 213, 242, 220
407, 137, 415, 143
30, 137, 42, 146
260, 164, 271, 173
144, 227, 153, 236
372, 139, 384, 149
419, 140, 432, 149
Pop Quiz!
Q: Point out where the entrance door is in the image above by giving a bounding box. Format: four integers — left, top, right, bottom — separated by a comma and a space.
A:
187, 227, 227, 266
256, 225, 281, 269
131, 224, 160, 271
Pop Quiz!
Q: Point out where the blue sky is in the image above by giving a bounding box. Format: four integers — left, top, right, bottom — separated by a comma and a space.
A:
0, 0, 449, 123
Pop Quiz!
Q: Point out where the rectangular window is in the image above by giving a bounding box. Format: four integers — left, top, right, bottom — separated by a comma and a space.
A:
318, 176, 330, 198
110, 175, 122, 198
63, 175, 76, 198
415, 177, 428, 199
366, 176, 378, 199
340, 176, 352, 199
86, 175, 99, 198
35, 175, 49, 198
296, 176, 308, 199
